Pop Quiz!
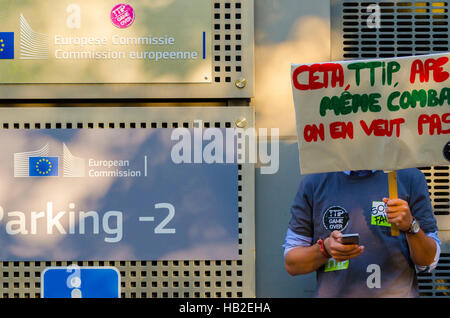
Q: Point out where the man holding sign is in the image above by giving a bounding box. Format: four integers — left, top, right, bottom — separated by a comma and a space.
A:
283, 169, 440, 297
284, 53, 447, 297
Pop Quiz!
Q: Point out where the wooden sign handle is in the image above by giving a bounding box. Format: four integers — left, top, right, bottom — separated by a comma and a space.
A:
388, 171, 400, 236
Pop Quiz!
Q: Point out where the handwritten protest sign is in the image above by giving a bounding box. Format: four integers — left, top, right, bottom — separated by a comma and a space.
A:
291, 52, 450, 175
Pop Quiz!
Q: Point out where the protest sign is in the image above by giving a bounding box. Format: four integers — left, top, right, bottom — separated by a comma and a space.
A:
291, 52, 450, 175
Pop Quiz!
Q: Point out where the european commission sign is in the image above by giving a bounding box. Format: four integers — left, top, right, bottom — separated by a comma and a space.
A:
0, 0, 211, 83
0, 129, 239, 261
28, 157, 59, 177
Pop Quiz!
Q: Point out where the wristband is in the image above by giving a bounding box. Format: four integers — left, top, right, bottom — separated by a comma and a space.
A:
317, 238, 331, 259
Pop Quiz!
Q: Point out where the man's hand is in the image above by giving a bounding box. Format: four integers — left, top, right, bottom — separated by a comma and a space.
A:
383, 197, 413, 232
323, 231, 364, 262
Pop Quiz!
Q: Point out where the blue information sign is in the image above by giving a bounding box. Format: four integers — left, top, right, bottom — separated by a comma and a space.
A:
42, 266, 120, 298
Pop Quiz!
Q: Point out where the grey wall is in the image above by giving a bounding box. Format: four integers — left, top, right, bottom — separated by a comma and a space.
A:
253, 0, 331, 297
255, 140, 316, 297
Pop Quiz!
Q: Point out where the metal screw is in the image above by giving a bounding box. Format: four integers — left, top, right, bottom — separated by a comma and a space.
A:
235, 117, 247, 128
235, 78, 247, 89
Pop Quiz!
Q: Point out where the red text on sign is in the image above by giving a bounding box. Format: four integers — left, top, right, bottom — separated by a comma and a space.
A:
418, 113, 450, 135
304, 124, 325, 142
410, 57, 449, 84
360, 118, 405, 138
330, 121, 354, 140
293, 63, 344, 91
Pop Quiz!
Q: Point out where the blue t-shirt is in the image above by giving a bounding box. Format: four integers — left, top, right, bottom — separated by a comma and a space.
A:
287, 168, 438, 297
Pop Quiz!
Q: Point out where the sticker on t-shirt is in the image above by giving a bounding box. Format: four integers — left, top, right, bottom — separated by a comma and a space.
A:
371, 201, 391, 227
322, 206, 349, 232
324, 258, 349, 272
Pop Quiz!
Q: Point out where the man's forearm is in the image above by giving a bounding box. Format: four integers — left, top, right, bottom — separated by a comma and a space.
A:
284, 244, 329, 276
406, 229, 437, 266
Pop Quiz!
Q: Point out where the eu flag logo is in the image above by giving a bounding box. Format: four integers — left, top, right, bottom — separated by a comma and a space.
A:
0, 32, 14, 59
29, 157, 59, 177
